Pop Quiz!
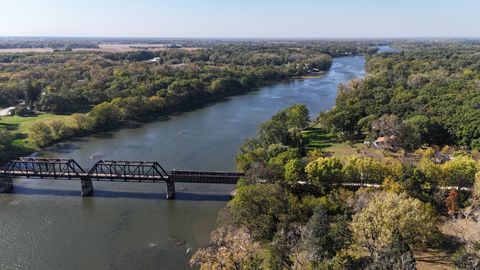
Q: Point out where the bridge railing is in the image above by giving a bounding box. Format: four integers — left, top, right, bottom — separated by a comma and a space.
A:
2, 157, 86, 179
169, 170, 244, 184
88, 160, 169, 182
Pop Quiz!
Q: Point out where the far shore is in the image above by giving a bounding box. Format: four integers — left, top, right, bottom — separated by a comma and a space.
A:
0, 43, 200, 53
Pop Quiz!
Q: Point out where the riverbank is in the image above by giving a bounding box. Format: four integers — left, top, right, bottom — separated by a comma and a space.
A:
0, 64, 336, 162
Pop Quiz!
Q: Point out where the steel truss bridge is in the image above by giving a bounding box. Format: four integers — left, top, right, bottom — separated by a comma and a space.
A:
0, 157, 244, 199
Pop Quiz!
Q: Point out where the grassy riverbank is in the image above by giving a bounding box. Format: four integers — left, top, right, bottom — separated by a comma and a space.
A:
0, 114, 72, 146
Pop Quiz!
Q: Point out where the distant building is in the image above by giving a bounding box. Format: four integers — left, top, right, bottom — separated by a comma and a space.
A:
147, 57, 160, 62
373, 135, 399, 150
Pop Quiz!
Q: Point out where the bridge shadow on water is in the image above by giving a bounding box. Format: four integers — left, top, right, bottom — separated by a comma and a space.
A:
10, 186, 231, 202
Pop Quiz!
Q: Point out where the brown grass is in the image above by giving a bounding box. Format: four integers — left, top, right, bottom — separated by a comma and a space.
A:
0, 48, 54, 53
0, 43, 201, 54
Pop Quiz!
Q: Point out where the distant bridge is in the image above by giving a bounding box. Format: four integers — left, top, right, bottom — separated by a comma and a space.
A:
0, 157, 244, 199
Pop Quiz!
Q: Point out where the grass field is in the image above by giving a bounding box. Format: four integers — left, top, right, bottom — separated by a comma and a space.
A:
0, 113, 71, 149
302, 127, 385, 161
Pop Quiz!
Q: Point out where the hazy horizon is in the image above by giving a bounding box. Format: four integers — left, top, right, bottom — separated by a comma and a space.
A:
1, 0, 479, 38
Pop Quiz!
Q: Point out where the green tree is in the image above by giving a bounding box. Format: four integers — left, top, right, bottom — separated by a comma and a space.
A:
371, 114, 403, 138
49, 120, 67, 140
284, 158, 306, 185
302, 205, 330, 265
229, 184, 289, 241
343, 156, 394, 184
89, 102, 122, 129
285, 104, 309, 130
441, 155, 477, 188
305, 157, 344, 187
29, 122, 54, 147
0, 128, 14, 157
72, 113, 93, 132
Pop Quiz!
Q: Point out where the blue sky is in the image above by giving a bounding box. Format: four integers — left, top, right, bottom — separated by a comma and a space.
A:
0, 0, 478, 38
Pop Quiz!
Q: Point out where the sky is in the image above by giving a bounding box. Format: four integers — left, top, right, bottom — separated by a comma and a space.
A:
0, 0, 478, 38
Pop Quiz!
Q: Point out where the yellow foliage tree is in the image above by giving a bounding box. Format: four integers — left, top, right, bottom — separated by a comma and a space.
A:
350, 192, 438, 257
190, 227, 262, 270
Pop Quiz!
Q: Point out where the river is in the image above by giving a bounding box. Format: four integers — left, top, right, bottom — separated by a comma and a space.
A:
0, 55, 365, 270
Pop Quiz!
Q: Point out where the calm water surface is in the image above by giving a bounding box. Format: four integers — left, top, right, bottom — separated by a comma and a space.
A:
0, 56, 365, 270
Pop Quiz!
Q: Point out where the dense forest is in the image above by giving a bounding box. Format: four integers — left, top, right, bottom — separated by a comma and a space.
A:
191, 41, 480, 270
320, 42, 480, 149
0, 40, 377, 162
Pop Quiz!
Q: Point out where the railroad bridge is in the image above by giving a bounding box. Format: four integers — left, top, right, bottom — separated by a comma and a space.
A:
0, 157, 244, 199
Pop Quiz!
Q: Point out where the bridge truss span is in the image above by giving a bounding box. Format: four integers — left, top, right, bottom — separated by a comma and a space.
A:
0, 157, 243, 199
88, 160, 169, 182
2, 157, 86, 179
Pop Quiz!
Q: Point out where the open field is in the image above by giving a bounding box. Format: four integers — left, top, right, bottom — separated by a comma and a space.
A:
0, 113, 72, 148
302, 127, 385, 160
0, 48, 54, 53
0, 43, 201, 53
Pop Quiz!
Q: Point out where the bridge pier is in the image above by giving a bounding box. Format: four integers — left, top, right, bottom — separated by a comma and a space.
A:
165, 181, 175, 200
0, 177, 14, 193
80, 177, 94, 197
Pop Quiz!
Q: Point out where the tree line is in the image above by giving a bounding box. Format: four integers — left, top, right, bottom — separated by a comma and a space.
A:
319, 42, 480, 150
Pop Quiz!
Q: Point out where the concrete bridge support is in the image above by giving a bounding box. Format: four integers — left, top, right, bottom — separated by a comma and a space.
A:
165, 181, 175, 200
80, 177, 94, 196
0, 177, 14, 193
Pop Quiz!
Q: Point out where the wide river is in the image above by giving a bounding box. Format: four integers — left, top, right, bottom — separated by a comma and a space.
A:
0, 56, 365, 270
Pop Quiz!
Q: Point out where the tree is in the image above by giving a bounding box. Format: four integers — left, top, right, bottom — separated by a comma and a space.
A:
441, 155, 477, 188
229, 184, 289, 241
0, 128, 14, 160
350, 192, 438, 258
342, 156, 393, 184
72, 113, 93, 132
368, 230, 416, 270
285, 104, 309, 130
190, 227, 262, 270
474, 172, 480, 202
301, 208, 352, 268
444, 189, 459, 215
23, 79, 42, 107
305, 157, 343, 187
401, 115, 431, 150
371, 114, 403, 138
49, 120, 67, 140
302, 205, 330, 264
257, 119, 290, 146
89, 102, 122, 129
284, 158, 306, 185
396, 163, 432, 202
37, 93, 72, 114
29, 122, 54, 147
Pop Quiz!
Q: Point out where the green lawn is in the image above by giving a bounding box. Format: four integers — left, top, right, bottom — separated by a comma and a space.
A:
302, 127, 385, 161
0, 113, 71, 149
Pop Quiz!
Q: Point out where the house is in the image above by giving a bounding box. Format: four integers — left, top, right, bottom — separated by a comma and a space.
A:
147, 57, 160, 63
0, 106, 15, 116
373, 135, 399, 150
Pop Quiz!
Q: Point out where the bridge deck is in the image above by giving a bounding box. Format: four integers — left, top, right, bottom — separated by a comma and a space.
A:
0, 158, 244, 185
0, 158, 244, 199
1, 170, 244, 184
